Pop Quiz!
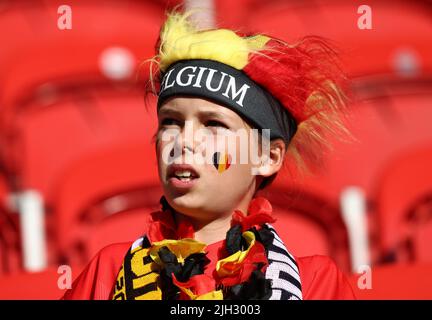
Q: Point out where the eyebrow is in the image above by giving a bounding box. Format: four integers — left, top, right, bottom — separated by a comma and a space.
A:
158, 108, 184, 119
158, 108, 232, 121
198, 111, 229, 120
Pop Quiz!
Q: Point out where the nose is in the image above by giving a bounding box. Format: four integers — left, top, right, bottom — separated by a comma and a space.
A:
172, 119, 198, 156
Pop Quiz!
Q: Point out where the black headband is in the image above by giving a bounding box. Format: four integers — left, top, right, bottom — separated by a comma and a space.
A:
157, 59, 297, 142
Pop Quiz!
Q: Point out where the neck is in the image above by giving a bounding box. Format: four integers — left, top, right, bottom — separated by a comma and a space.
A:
183, 214, 233, 245
168, 184, 258, 245
173, 196, 253, 245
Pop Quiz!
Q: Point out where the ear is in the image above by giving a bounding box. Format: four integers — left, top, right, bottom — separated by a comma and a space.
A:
254, 138, 286, 176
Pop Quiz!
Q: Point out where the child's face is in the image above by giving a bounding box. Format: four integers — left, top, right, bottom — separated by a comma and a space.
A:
156, 97, 263, 221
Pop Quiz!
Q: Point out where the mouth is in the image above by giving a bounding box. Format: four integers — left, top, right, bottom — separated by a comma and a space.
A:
166, 164, 200, 188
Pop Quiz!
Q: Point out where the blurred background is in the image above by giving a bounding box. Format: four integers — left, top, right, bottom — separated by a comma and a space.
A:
0, 0, 431, 299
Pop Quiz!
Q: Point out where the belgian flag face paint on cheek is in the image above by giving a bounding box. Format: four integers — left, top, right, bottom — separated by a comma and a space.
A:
212, 152, 232, 173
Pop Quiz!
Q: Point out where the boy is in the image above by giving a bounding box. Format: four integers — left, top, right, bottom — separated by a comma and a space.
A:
63, 11, 355, 300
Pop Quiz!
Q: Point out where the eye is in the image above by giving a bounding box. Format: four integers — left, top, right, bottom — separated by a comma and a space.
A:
160, 117, 180, 127
205, 120, 229, 129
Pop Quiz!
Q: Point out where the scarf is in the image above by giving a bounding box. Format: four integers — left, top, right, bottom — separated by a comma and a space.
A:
112, 196, 302, 300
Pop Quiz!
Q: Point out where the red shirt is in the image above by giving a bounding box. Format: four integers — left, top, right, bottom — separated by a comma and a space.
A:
62, 240, 356, 300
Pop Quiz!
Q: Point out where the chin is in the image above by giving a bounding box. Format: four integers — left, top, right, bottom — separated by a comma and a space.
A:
167, 193, 203, 214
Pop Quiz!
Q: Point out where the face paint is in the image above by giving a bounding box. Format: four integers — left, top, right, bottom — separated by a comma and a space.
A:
212, 152, 232, 173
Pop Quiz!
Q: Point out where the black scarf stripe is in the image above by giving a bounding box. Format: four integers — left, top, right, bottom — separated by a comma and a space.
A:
273, 238, 298, 265
270, 238, 298, 264
281, 290, 301, 300
266, 225, 301, 274
270, 289, 301, 300
266, 261, 302, 292
123, 249, 134, 298
279, 270, 302, 290
132, 282, 159, 297
267, 276, 303, 300
115, 222, 303, 300
267, 251, 301, 280
271, 241, 298, 273
268, 244, 301, 277
265, 224, 303, 300
272, 246, 299, 273
266, 225, 289, 245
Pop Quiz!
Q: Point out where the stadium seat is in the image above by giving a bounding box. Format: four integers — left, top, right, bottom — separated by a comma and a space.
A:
253, 82, 432, 270
215, 0, 432, 78
85, 186, 350, 270
280, 83, 432, 206
0, 0, 167, 275
0, 0, 167, 112
0, 265, 83, 300
349, 262, 432, 299
0, 87, 159, 270
259, 187, 351, 272
7, 88, 158, 202
86, 207, 154, 260
0, 0, 162, 196
0, 0, 430, 299
0, 207, 21, 275
0, 175, 21, 275
373, 147, 432, 263
51, 143, 160, 266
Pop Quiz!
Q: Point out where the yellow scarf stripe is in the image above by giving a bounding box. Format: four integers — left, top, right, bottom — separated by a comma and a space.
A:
113, 232, 259, 300
216, 231, 256, 277
149, 238, 207, 265
112, 245, 162, 300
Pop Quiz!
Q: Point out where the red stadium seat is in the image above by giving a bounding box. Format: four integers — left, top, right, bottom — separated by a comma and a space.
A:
51, 143, 160, 266
349, 263, 432, 299
8, 88, 158, 202
1, 0, 431, 298
0, 0, 171, 275
259, 187, 351, 272
0, 207, 21, 275
85, 186, 350, 271
0, 269, 62, 299
273, 210, 330, 257
86, 207, 153, 260
280, 83, 432, 205
215, 0, 432, 78
373, 147, 432, 263
78, 186, 164, 260
0, 0, 162, 196
0, 265, 83, 300
1, 86, 159, 269
0, 0, 167, 112
254, 83, 432, 270
0, 175, 21, 275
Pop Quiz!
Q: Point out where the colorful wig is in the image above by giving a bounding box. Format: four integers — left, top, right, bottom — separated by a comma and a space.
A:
147, 11, 352, 175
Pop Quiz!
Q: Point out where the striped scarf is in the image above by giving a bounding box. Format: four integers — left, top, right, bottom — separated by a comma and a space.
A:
265, 224, 302, 300
112, 197, 302, 300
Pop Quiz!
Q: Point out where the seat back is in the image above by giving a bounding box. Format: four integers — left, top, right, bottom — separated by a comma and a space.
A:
260, 187, 351, 272
51, 143, 160, 266
0, 175, 21, 274
215, 0, 432, 77
349, 262, 432, 299
374, 147, 432, 262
